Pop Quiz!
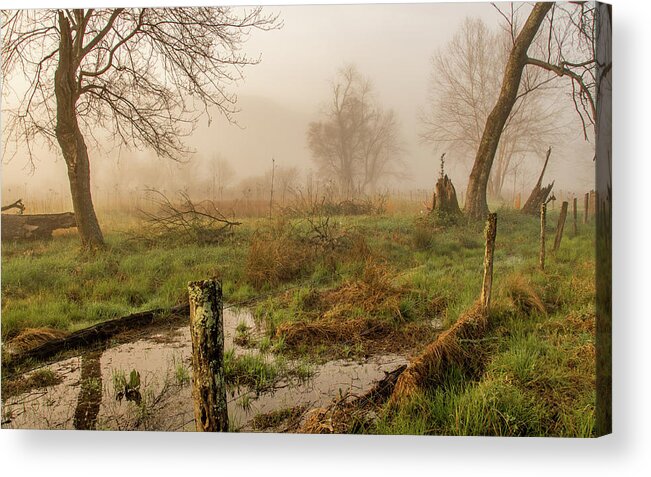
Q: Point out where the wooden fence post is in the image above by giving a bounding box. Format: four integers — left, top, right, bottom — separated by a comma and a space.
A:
480, 213, 497, 311
188, 278, 228, 432
539, 203, 546, 271
584, 192, 589, 224
553, 201, 569, 252
573, 197, 578, 236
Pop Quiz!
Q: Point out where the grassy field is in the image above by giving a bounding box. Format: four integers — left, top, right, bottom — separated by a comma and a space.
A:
0, 204, 596, 436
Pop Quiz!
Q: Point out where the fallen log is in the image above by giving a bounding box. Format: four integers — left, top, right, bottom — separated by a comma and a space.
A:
5, 304, 189, 368
1, 199, 25, 214
522, 147, 554, 215
1, 212, 77, 241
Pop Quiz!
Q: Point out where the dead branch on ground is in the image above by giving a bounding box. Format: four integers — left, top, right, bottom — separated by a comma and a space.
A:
139, 189, 240, 244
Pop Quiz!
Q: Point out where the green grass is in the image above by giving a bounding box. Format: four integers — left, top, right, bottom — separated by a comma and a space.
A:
1, 206, 596, 436
223, 349, 313, 393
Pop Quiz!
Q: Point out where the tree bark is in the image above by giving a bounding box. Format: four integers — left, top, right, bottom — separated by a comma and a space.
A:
54, 12, 104, 248
480, 213, 497, 312
464, 2, 552, 219
188, 279, 228, 432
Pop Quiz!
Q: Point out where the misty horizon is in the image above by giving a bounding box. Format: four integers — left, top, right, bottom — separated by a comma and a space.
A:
1, 3, 595, 213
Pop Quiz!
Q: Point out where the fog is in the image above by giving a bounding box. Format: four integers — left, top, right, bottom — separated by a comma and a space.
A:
1, 3, 595, 213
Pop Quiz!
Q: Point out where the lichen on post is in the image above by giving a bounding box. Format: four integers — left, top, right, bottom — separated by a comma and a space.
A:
480, 213, 497, 312
188, 278, 228, 432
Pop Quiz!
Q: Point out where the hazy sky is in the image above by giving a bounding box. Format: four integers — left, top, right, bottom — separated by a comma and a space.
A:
1, 2, 595, 208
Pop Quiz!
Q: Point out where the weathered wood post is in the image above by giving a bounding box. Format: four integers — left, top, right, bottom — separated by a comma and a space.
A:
539, 203, 546, 271
480, 213, 497, 311
188, 278, 228, 432
589, 190, 596, 218
584, 192, 589, 224
553, 201, 569, 252
573, 197, 578, 236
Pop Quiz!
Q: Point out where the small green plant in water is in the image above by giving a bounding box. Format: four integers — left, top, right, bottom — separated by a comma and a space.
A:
113, 369, 142, 404
174, 362, 190, 386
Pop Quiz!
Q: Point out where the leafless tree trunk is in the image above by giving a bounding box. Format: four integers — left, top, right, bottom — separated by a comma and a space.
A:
54, 12, 104, 247
464, 3, 553, 219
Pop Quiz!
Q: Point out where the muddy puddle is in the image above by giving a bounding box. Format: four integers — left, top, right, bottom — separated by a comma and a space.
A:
2, 308, 408, 432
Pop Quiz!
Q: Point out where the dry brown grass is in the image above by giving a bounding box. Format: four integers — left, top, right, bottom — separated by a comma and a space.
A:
276, 316, 393, 349
4, 327, 69, 354
504, 274, 547, 316
389, 301, 488, 405
245, 220, 316, 289
274, 261, 425, 351
298, 394, 370, 434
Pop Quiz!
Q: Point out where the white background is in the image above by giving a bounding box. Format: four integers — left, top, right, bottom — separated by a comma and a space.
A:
1, 0, 649, 475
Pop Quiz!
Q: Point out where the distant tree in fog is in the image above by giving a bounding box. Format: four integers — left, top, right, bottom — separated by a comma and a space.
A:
210, 156, 236, 201
307, 65, 404, 197
421, 17, 562, 200
1, 7, 279, 247
237, 164, 298, 205
272, 165, 299, 204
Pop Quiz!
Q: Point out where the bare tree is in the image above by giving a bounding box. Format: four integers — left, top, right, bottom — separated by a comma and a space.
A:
307, 65, 404, 198
273, 165, 300, 205
422, 17, 563, 202
210, 155, 236, 201
463, 2, 597, 219
1, 7, 279, 247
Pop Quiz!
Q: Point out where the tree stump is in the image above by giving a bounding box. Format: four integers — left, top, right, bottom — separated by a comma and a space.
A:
480, 213, 497, 311
553, 201, 569, 252
188, 279, 228, 432
431, 174, 461, 219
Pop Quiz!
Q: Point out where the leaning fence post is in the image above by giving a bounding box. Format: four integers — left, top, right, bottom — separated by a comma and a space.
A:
480, 213, 497, 312
539, 203, 546, 271
188, 278, 228, 432
553, 201, 569, 252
